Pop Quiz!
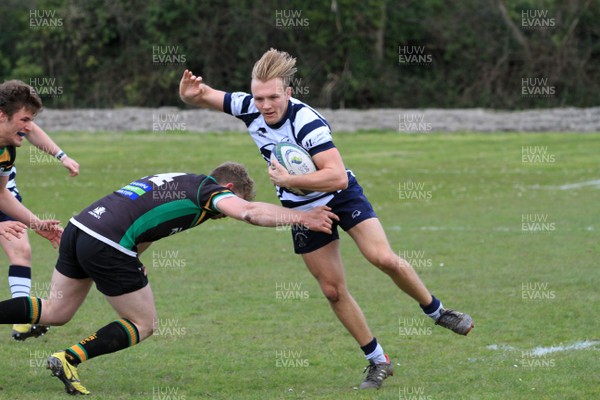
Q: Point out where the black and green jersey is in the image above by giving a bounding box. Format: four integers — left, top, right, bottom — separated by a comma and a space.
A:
0, 146, 16, 177
70, 173, 235, 256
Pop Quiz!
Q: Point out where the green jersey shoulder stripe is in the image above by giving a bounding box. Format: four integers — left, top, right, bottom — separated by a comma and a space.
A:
119, 199, 200, 250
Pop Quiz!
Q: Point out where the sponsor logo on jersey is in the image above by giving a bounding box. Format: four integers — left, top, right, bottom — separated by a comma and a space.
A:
117, 180, 153, 200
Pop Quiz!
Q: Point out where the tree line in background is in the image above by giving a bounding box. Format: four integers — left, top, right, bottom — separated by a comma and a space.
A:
0, 0, 598, 109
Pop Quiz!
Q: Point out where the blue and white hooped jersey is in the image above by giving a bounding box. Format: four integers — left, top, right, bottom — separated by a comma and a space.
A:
5, 166, 18, 196
224, 92, 340, 209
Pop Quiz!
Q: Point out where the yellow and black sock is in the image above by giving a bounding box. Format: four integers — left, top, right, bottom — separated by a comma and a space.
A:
0, 296, 42, 324
65, 318, 140, 366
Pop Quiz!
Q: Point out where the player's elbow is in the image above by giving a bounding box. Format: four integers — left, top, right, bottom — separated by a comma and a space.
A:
242, 211, 254, 224
241, 203, 260, 225
333, 172, 348, 191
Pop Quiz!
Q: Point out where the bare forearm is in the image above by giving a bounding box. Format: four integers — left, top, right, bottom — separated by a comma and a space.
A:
0, 190, 39, 227
269, 147, 349, 193
216, 196, 335, 234
284, 169, 348, 193
185, 87, 225, 110
26, 123, 79, 176
241, 202, 304, 227
26, 123, 60, 155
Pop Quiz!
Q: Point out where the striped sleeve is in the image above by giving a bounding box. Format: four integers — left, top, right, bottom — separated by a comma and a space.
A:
197, 177, 236, 213
224, 92, 261, 127
211, 192, 236, 212
224, 92, 254, 116
294, 106, 334, 155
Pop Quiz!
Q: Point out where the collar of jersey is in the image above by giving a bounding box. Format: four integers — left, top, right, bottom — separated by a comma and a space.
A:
265, 100, 292, 130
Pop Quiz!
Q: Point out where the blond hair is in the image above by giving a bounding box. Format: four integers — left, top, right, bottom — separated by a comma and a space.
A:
251, 48, 297, 87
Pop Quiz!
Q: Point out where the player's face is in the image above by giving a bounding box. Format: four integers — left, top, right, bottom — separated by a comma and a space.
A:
0, 108, 35, 147
251, 78, 291, 126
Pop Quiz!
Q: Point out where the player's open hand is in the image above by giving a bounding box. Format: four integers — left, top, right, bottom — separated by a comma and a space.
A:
179, 69, 207, 104
32, 219, 63, 249
0, 221, 27, 241
301, 206, 339, 234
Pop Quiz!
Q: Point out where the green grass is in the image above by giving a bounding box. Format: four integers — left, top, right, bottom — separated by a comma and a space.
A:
1, 130, 598, 400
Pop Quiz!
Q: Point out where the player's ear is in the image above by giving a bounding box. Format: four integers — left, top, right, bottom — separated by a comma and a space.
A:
0, 110, 7, 122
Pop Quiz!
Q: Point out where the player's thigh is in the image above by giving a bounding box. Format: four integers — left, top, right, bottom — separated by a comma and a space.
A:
39, 268, 93, 325
105, 283, 157, 340
347, 218, 395, 266
301, 240, 346, 285
0, 230, 32, 264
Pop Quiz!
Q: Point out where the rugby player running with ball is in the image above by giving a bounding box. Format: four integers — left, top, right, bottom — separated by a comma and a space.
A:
179, 48, 474, 390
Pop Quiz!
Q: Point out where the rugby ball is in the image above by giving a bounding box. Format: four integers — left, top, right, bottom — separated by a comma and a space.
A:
271, 142, 317, 195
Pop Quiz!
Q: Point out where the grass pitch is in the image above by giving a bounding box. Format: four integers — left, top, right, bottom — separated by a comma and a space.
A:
0, 130, 598, 400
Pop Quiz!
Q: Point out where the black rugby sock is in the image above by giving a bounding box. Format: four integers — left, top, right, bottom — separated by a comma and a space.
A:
0, 296, 42, 324
65, 318, 140, 366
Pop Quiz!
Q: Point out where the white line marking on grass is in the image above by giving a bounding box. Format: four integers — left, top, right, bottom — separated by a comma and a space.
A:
558, 179, 600, 190
528, 179, 600, 190
529, 340, 600, 356
420, 226, 466, 231
395, 226, 593, 232
486, 340, 600, 355
418, 226, 530, 232
486, 344, 517, 351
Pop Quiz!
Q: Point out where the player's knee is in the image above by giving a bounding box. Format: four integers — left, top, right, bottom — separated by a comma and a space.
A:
144, 323, 155, 339
321, 285, 341, 303
132, 318, 155, 341
42, 312, 72, 326
38, 303, 59, 325
370, 252, 401, 272
8, 242, 32, 264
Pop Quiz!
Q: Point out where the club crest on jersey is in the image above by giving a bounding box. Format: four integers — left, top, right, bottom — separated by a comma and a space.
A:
255, 128, 268, 138
88, 206, 107, 219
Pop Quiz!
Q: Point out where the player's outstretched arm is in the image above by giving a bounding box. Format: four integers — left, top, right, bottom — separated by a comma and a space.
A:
0, 177, 62, 248
25, 122, 80, 176
179, 69, 226, 111
216, 196, 338, 234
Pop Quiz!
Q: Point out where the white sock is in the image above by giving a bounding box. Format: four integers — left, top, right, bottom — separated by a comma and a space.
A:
9, 276, 31, 298
426, 301, 444, 321
365, 343, 387, 364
